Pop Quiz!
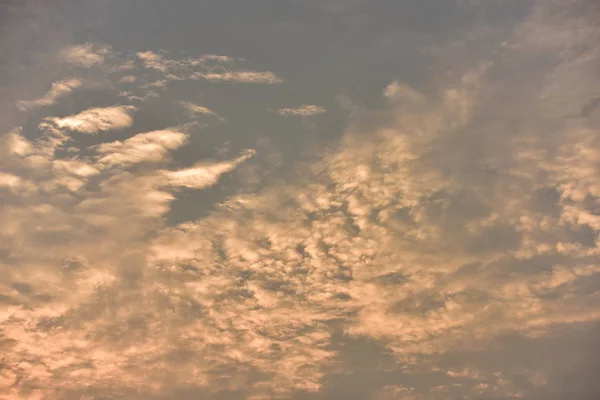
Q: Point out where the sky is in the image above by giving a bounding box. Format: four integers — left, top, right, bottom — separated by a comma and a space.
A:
1, 0, 600, 399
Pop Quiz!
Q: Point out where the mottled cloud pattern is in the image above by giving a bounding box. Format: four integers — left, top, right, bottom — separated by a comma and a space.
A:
1, 0, 599, 399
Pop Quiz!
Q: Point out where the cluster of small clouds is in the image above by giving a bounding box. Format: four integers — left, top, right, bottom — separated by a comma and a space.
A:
16, 44, 284, 116
134, 49, 281, 85
15, 42, 331, 131
1, 0, 599, 399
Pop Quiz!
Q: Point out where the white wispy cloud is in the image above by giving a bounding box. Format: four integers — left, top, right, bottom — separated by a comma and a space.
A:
194, 70, 282, 84
45, 105, 135, 134
275, 104, 326, 117
199, 54, 236, 63
94, 129, 189, 167
180, 101, 224, 121
159, 150, 255, 189
17, 78, 83, 111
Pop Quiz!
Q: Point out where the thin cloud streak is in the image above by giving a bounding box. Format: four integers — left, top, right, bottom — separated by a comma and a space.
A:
275, 104, 326, 117
193, 70, 282, 84
180, 101, 224, 121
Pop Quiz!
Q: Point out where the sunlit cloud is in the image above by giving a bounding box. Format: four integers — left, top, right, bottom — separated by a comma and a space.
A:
159, 149, 255, 189
136, 50, 172, 72
60, 43, 111, 68
180, 101, 224, 121
275, 104, 326, 117
193, 70, 283, 84
94, 129, 189, 167
17, 78, 83, 111
45, 105, 135, 134
118, 75, 137, 84
134, 51, 280, 85
0, 0, 599, 399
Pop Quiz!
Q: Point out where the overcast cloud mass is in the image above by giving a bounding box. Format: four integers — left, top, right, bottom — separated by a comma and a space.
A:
1, 0, 600, 399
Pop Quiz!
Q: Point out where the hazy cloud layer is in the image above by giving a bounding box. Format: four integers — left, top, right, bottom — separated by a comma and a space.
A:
1, 0, 599, 399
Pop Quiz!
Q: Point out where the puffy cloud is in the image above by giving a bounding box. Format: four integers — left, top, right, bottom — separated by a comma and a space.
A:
0, 172, 24, 190
1, 128, 33, 157
59, 43, 111, 68
275, 104, 327, 117
136, 50, 181, 72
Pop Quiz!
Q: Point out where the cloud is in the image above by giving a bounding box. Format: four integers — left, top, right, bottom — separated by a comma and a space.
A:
180, 101, 224, 121
136, 50, 172, 72
275, 104, 326, 117
201, 54, 236, 63
118, 75, 138, 84
1, 127, 33, 157
0, 172, 24, 191
45, 105, 135, 134
373, 385, 421, 400
0, 119, 259, 399
140, 79, 169, 89
159, 150, 255, 189
17, 78, 82, 111
194, 70, 282, 84
60, 43, 111, 68
135, 51, 260, 84
94, 129, 189, 167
